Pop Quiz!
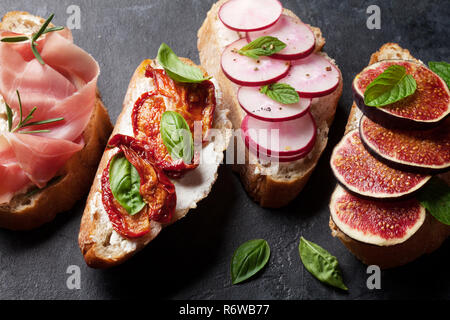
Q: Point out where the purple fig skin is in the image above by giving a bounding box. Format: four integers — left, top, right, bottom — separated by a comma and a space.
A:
352, 86, 449, 130
358, 117, 450, 175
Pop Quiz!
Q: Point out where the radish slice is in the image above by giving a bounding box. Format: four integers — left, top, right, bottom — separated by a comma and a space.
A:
221, 39, 290, 86
247, 15, 316, 60
246, 142, 312, 162
238, 86, 311, 121
219, 0, 283, 32
283, 53, 340, 98
241, 111, 316, 157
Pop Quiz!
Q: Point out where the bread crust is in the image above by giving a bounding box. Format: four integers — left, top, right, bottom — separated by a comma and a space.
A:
330, 43, 450, 269
197, 0, 343, 208
79, 58, 231, 268
0, 12, 113, 230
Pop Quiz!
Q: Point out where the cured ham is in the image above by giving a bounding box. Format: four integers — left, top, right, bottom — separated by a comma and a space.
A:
0, 29, 100, 203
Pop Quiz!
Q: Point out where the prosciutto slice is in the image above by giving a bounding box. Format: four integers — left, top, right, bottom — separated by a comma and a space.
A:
0, 29, 100, 203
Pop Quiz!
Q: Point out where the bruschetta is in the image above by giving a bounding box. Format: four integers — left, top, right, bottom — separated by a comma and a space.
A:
198, 0, 343, 208
329, 43, 450, 269
78, 44, 231, 268
0, 12, 112, 230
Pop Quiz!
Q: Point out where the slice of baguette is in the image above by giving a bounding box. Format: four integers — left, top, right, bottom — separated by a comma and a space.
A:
329, 43, 450, 269
197, 0, 343, 208
0, 12, 112, 230
78, 58, 231, 268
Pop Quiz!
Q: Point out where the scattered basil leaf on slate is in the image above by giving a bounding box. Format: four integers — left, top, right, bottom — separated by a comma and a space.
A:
428, 61, 450, 88
238, 36, 286, 60
160, 111, 194, 164
260, 83, 300, 104
157, 43, 210, 83
109, 154, 146, 216
231, 239, 270, 285
364, 65, 417, 107
1, 14, 64, 65
417, 177, 450, 226
299, 237, 348, 291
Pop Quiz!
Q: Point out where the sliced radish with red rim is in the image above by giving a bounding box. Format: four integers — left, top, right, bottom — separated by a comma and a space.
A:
219, 0, 283, 32
221, 39, 291, 86
246, 15, 316, 60
238, 86, 311, 122
241, 111, 316, 157
283, 53, 340, 98
246, 141, 312, 162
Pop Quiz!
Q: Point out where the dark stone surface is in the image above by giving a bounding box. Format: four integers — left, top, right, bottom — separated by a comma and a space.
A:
0, 0, 448, 300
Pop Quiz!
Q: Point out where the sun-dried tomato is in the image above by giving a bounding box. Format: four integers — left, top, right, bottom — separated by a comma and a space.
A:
132, 66, 215, 177
102, 136, 176, 238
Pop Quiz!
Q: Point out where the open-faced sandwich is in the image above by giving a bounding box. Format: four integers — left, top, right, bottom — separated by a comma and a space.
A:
198, 0, 343, 207
0, 12, 112, 230
78, 44, 231, 268
329, 43, 450, 269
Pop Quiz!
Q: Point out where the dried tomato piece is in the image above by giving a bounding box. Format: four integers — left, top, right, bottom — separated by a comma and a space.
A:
101, 159, 150, 239
102, 136, 177, 238
131, 66, 216, 177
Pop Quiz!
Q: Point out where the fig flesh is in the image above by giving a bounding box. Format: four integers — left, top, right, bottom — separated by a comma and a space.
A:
360, 116, 450, 173
330, 129, 431, 200
353, 60, 450, 130
330, 186, 426, 246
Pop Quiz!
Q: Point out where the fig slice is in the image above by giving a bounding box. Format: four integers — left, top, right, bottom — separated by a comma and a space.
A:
330, 129, 431, 200
353, 59, 450, 130
330, 186, 426, 246
360, 116, 450, 173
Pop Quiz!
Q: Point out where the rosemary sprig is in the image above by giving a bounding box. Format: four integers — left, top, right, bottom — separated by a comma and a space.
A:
0, 14, 64, 65
5, 90, 64, 134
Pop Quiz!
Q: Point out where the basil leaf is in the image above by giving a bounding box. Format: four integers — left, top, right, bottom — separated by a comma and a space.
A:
157, 43, 209, 83
238, 36, 286, 59
160, 111, 194, 163
109, 154, 146, 216
299, 237, 348, 291
231, 239, 270, 285
417, 177, 450, 226
260, 83, 300, 104
364, 64, 417, 107
429, 61, 450, 88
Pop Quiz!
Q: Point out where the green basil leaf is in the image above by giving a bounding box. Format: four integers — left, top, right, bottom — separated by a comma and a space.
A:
160, 111, 194, 163
231, 239, 270, 285
364, 64, 417, 107
417, 177, 450, 226
109, 154, 146, 216
299, 237, 348, 291
238, 36, 286, 59
157, 43, 209, 83
429, 61, 450, 89
260, 83, 300, 104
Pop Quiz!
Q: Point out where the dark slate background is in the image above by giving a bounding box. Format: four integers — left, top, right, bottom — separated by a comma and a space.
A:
0, 0, 448, 300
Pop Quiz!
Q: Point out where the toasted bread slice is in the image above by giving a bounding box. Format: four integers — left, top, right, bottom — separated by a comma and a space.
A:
197, 0, 343, 208
329, 43, 450, 269
0, 12, 112, 230
78, 58, 231, 268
